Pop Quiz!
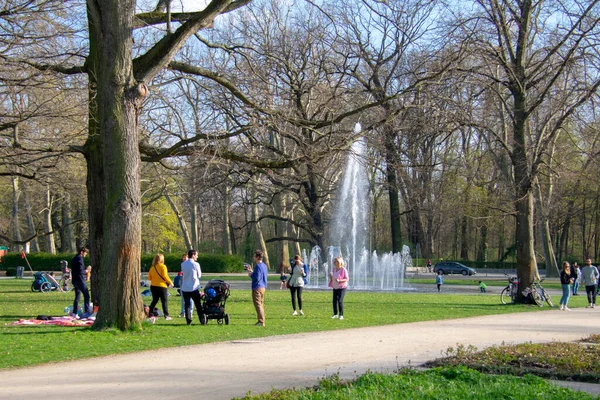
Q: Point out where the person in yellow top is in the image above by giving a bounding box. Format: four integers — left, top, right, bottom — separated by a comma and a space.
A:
147, 254, 174, 321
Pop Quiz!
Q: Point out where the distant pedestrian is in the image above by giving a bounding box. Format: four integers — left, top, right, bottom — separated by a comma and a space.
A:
247, 250, 268, 326
559, 261, 574, 311
426, 259, 432, 273
71, 247, 92, 319
572, 262, 581, 295
479, 281, 487, 293
279, 262, 288, 290
581, 258, 599, 308
436, 270, 444, 292
329, 256, 349, 320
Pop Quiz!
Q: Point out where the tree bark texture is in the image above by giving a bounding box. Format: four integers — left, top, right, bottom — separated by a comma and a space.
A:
43, 184, 56, 254
11, 176, 21, 251
89, 0, 144, 330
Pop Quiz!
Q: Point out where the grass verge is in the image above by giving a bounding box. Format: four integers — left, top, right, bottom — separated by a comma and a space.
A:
236, 366, 596, 399
424, 335, 600, 383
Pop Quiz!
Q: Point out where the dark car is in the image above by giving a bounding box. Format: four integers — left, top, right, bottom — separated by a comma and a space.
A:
434, 262, 477, 276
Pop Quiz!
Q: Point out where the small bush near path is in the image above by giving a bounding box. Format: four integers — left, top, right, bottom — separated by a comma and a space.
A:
236, 366, 596, 399
424, 337, 600, 383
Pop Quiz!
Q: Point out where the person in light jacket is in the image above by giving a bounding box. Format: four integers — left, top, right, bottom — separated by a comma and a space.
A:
289, 255, 306, 316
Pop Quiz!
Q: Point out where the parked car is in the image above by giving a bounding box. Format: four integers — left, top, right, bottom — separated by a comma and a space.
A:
433, 262, 477, 276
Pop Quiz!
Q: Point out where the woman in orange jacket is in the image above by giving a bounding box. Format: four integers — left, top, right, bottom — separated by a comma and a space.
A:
148, 253, 174, 321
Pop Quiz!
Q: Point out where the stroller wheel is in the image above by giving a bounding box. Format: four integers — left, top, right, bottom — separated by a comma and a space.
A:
200, 313, 208, 326
225, 314, 230, 325
31, 283, 36, 292
41, 282, 52, 292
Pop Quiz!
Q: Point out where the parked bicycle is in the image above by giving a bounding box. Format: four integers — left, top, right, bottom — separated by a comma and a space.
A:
524, 278, 554, 307
500, 274, 519, 304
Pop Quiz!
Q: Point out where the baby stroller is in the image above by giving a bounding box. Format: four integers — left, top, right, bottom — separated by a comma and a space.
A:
31, 272, 57, 292
200, 279, 230, 325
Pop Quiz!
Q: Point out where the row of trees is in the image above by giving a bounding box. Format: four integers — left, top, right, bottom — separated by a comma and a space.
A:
2, 0, 600, 329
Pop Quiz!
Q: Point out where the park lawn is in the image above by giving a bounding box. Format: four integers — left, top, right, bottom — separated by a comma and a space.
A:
0, 278, 588, 370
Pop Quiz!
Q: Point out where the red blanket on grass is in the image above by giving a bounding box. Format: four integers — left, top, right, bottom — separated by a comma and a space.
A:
10, 316, 94, 327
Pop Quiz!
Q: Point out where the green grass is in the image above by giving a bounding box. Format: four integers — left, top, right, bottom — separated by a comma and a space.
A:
0, 277, 589, 370
237, 366, 597, 399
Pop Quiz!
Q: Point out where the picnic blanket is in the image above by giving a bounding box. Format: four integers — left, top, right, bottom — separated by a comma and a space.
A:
10, 316, 94, 327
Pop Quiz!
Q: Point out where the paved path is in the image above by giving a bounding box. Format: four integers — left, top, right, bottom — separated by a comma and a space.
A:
1, 308, 599, 399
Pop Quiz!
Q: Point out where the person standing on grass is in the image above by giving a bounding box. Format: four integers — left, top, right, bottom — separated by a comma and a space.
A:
288, 255, 306, 316
247, 249, 268, 326
178, 253, 194, 318
559, 261, 574, 311
71, 246, 92, 319
581, 258, 599, 308
147, 253, 174, 321
572, 262, 581, 295
181, 250, 203, 325
329, 256, 349, 320
436, 270, 444, 292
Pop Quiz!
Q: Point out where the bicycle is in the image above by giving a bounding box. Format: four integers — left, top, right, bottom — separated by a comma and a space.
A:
500, 274, 519, 304
527, 278, 554, 307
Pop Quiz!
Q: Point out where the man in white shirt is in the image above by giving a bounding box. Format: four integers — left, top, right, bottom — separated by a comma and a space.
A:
181, 250, 203, 325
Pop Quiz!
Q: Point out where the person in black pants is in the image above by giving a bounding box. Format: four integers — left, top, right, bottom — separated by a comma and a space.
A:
71, 247, 92, 319
288, 255, 306, 316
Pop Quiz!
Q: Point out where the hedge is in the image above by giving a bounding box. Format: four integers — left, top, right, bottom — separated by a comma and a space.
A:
0, 252, 245, 276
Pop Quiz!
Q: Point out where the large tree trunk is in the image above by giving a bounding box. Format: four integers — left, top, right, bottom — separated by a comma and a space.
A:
384, 133, 402, 253
251, 187, 270, 269
85, 5, 105, 307
11, 176, 21, 251
61, 192, 77, 253
535, 180, 558, 277
43, 184, 56, 254
222, 184, 232, 254
513, 102, 539, 298
165, 192, 192, 250
23, 190, 39, 252
274, 192, 290, 267
90, 0, 144, 330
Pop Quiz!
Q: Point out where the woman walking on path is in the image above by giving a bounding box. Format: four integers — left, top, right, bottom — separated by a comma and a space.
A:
148, 253, 174, 321
559, 261, 574, 311
289, 255, 306, 315
329, 257, 349, 320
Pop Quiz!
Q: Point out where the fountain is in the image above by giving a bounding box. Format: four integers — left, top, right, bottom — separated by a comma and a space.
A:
306, 124, 412, 290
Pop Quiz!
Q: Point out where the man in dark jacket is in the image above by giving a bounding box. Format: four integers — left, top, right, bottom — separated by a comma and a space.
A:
71, 247, 91, 318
